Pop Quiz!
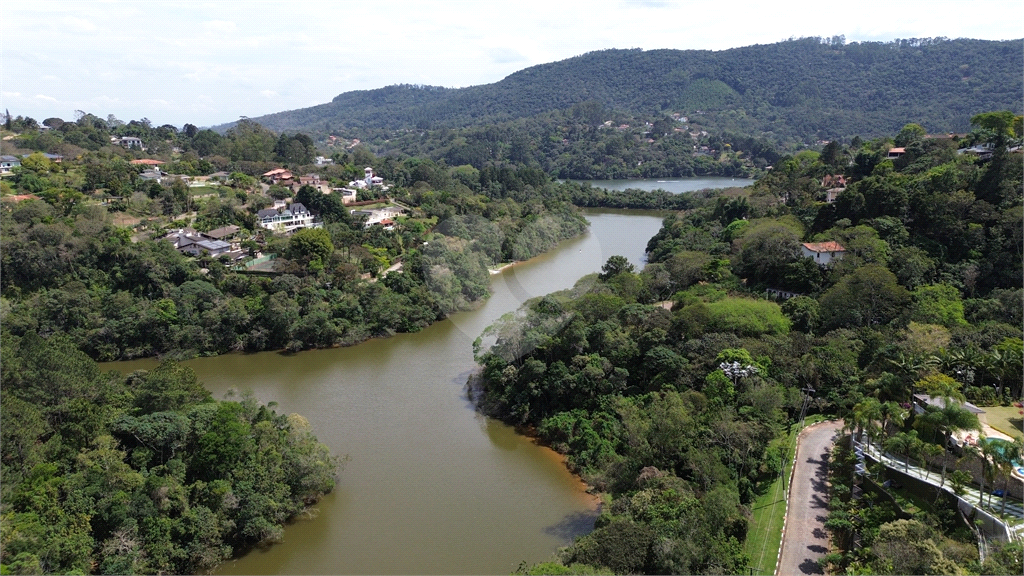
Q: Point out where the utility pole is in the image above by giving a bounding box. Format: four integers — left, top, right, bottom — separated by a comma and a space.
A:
799, 386, 815, 425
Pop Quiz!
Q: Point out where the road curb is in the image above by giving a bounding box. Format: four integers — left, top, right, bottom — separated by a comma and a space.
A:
775, 419, 839, 576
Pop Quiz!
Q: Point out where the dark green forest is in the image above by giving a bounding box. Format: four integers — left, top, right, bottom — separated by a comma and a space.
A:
0, 333, 339, 574
236, 37, 1023, 144
475, 115, 1023, 575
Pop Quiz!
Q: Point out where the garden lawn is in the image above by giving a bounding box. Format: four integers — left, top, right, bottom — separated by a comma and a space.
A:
979, 405, 1024, 440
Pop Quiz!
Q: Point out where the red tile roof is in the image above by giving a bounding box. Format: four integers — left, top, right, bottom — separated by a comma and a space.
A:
130, 159, 165, 165
888, 147, 906, 154
803, 241, 845, 253
2, 194, 41, 203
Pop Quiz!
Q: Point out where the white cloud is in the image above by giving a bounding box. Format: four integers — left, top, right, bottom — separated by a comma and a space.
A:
61, 16, 97, 32
488, 48, 528, 65
34, 94, 58, 102
202, 20, 237, 34
2, 0, 1020, 126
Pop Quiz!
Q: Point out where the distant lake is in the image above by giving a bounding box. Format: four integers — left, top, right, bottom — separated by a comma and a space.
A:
568, 176, 757, 194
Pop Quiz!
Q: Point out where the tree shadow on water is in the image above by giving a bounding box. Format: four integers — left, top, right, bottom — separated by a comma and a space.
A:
543, 509, 600, 541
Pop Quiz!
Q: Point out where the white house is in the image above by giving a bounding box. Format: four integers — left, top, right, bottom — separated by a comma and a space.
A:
801, 241, 846, 266
348, 166, 385, 189
257, 202, 322, 233
0, 155, 21, 174
119, 136, 144, 149
334, 187, 358, 204
351, 205, 403, 227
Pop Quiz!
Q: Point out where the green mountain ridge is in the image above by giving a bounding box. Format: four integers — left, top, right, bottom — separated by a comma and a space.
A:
225, 37, 1023, 143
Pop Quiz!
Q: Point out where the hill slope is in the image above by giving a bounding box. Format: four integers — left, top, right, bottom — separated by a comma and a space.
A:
234, 37, 1023, 142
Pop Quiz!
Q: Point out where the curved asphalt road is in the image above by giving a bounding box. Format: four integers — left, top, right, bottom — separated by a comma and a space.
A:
777, 420, 843, 576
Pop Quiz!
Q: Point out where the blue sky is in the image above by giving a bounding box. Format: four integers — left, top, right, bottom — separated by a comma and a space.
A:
3, 0, 1021, 127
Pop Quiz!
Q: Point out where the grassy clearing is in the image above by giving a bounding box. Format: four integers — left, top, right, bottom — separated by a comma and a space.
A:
978, 405, 1024, 439
744, 414, 826, 575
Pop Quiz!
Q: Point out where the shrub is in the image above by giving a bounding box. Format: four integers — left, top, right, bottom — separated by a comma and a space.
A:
703, 297, 790, 336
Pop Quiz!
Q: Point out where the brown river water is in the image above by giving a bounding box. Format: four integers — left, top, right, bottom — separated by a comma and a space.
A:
102, 209, 668, 574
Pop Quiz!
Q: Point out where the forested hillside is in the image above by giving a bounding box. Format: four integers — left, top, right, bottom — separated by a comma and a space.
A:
237, 37, 1023, 144
476, 115, 1023, 575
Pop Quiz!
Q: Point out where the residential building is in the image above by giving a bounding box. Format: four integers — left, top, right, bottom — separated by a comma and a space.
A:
0, 155, 21, 174
912, 394, 985, 417
822, 175, 847, 204
165, 229, 232, 257
293, 173, 331, 194
202, 225, 240, 241
886, 147, 906, 160
119, 136, 144, 149
257, 203, 322, 233
335, 187, 358, 204
351, 205, 403, 227
348, 166, 384, 189
801, 241, 846, 266
139, 168, 166, 183
262, 168, 293, 184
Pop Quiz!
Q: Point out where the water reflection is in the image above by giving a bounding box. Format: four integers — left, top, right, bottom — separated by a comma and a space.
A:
104, 210, 667, 575
544, 509, 601, 540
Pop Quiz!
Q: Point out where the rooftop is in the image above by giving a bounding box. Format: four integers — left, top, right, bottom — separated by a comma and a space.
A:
913, 394, 985, 414
802, 241, 845, 253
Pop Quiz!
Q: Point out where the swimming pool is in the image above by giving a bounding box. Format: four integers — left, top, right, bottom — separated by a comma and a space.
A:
981, 437, 1024, 474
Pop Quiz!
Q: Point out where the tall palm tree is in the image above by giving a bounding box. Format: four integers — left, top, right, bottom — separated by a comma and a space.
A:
884, 430, 920, 473
850, 397, 883, 445
915, 403, 980, 490
996, 437, 1024, 516
977, 439, 1000, 508
879, 400, 908, 440
920, 442, 944, 481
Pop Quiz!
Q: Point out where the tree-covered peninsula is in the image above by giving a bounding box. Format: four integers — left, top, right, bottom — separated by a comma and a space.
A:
0, 332, 339, 574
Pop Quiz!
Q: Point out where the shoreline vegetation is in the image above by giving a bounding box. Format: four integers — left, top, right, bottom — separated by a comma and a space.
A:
473, 115, 1023, 575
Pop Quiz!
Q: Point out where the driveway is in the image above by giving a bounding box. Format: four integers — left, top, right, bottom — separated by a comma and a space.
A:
777, 420, 842, 576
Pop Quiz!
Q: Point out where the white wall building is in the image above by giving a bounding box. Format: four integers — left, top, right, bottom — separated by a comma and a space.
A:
801, 241, 846, 266
257, 203, 322, 233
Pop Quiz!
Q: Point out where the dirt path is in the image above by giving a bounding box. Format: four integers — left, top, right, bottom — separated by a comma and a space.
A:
777, 420, 842, 576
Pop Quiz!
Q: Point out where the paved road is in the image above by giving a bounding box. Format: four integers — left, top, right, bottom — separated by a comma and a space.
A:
777, 420, 842, 576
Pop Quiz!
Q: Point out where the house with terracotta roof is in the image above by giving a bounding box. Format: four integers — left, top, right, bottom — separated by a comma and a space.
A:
262, 168, 293, 185
130, 159, 165, 166
293, 173, 331, 194
802, 241, 846, 266
886, 147, 906, 160
821, 174, 847, 204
